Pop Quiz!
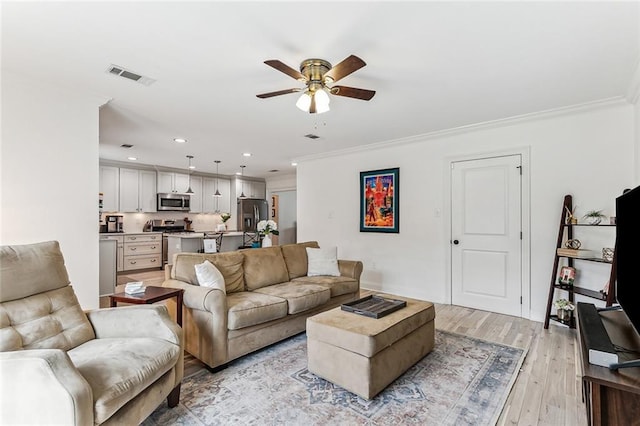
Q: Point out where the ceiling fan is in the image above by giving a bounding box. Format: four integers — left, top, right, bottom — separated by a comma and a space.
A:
256, 55, 375, 114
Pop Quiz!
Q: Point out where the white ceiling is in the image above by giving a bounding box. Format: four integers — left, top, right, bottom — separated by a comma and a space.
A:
3, 2, 639, 178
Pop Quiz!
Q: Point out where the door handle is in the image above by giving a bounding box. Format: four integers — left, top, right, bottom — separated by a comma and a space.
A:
452, 239, 460, 245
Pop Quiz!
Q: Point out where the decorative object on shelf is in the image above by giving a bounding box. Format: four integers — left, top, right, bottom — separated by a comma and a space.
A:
602, 247, 614, 262
565, 239, 582, 249
583, 209, 606, 225
558, 266, 576, 285
564, 206, 577, 224
609, 216, 616, 225
257, 219, 279, 247
554, 298, 575, 324
360, 167, 400, 233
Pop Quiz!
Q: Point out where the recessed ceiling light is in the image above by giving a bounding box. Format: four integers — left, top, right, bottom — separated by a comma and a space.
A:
174, 138, 187, 143
127, 156, 137, 161
243, 152, 252, 157
291, 162, 298, 167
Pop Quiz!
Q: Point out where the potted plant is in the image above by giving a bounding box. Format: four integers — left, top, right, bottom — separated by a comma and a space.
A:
217, 213, 231, 231
554, 299, 575, 324
257, 219, 279, 247
583, 209, 606, 225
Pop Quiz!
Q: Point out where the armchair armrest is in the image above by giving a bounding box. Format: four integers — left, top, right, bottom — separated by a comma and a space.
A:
338, 260, 363, 283
0, 349, 93, 425
86, 305, 181, 346
163, 279, 226, 313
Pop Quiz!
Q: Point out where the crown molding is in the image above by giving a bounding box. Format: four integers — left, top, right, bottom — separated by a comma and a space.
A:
295, 97, 629, 163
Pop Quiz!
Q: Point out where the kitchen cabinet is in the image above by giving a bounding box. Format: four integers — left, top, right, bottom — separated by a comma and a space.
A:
233, 178, 266, 200
122, 233, 162, 271
100, 166, 119, 212
203, 177, 231, 214
119, 168, 157, 213
188, 175, 203, 213
157, 172, 190, 194
100, 234, 124, 272
99, 239, 117, 296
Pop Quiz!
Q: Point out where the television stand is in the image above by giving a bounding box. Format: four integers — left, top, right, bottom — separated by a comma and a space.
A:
578, 308, 640, 425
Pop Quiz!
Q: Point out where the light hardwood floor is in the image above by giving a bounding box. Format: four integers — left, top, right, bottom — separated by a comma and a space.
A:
105, 269, 587, 425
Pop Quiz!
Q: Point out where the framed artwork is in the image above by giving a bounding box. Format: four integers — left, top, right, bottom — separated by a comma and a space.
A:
360, 167, 399, 233
558, 266, 576, 285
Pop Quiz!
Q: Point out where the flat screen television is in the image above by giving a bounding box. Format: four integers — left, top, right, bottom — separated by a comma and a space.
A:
615, 184, 640, 336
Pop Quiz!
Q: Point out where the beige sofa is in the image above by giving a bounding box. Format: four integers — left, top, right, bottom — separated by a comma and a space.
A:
0, 241, 183, 426
162, 241, 363, 369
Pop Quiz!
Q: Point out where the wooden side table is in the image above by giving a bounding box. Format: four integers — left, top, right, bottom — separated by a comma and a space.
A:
109, 286, 184, 326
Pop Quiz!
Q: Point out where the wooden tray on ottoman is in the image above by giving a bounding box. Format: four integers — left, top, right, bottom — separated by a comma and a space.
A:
341, 295, 407, 319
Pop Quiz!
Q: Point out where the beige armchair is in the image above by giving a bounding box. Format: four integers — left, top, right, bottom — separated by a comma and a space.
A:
0, 241, 183, 425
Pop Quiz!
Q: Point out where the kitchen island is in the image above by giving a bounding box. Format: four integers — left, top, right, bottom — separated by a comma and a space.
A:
166, 231, 247, 264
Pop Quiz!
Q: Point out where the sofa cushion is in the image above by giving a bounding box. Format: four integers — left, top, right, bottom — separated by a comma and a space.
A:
306, 246, 340, 277
254, 282, 331, 315
173, 252, 245, 293
291, 275, 359, 297
194, 260, 225, 293
280, 241, 320, 280
242, 247, 290, 291
227, 292, 288, 330
68, 337, 181, 424
0, 286, 95, 352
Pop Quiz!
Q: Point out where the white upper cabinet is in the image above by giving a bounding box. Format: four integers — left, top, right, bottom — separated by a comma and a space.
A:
100, 166, 119, 212
157, 172, 190, 193
188, 175, 203, 213
232, 178, 265, 200
203, 177, 231, 214
119, 168, 156, 213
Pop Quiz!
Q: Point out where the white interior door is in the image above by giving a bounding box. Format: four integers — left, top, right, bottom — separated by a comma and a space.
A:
451, 155, 522, 317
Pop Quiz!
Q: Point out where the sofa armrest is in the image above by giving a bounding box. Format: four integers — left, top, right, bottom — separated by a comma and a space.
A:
86, 305, 182, 346
163, 279, 227, 312
0, 349, 93, 425
338, 259, 363, 283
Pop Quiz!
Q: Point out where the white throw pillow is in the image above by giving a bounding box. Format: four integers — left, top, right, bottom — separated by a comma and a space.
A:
306, 246, 340, 277
194, 260, 226, 293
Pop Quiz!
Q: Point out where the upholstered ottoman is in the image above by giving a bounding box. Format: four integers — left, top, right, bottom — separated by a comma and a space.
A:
306, 294, 435, 399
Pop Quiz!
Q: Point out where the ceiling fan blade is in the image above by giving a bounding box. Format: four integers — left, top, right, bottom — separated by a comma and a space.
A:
256, 88, 301, 99
324, 55, 366, 83
331, 86, 376, 101
264, 60, 306, 81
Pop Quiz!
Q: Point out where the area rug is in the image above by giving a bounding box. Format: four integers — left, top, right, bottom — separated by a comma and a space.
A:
143, 330, 526, 426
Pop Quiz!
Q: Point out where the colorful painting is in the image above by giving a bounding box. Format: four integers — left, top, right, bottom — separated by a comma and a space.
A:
360, 168, 399, 233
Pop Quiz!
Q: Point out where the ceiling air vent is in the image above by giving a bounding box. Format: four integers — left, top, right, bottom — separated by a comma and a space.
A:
304, 134, 320, 140
106, 64, 156, 86
120, 144, 134, 148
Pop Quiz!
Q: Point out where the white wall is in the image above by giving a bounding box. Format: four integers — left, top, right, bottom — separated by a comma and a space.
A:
297, 102, 635, 322
1, 72, 103, 309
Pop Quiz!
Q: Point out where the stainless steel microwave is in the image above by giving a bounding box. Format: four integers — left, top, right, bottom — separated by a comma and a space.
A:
157, 193, 190, 212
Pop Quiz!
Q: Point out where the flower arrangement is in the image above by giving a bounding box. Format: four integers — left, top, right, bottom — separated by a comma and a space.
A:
257, 219, 279, 235
554, 299, 575, 311
220, 213, 231, 223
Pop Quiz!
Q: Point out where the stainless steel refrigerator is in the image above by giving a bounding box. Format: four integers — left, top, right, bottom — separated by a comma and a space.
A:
237, 198, 268, 232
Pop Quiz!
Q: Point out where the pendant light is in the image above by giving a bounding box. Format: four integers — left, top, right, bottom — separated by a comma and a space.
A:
214, 160, 222, 213
239, 165, 246, 198
185, 155, 194, 194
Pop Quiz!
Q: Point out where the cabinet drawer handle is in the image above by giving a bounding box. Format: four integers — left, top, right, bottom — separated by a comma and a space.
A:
151, 259, 157, 262
151, 246, 156, 249
130, 237, 137, 240
130, 247, 136, 251
130, 261, 136, 264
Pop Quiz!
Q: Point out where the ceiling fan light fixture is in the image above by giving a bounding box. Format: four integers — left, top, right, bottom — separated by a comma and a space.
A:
314, 89, 330, 114
296, 91, 311, 112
